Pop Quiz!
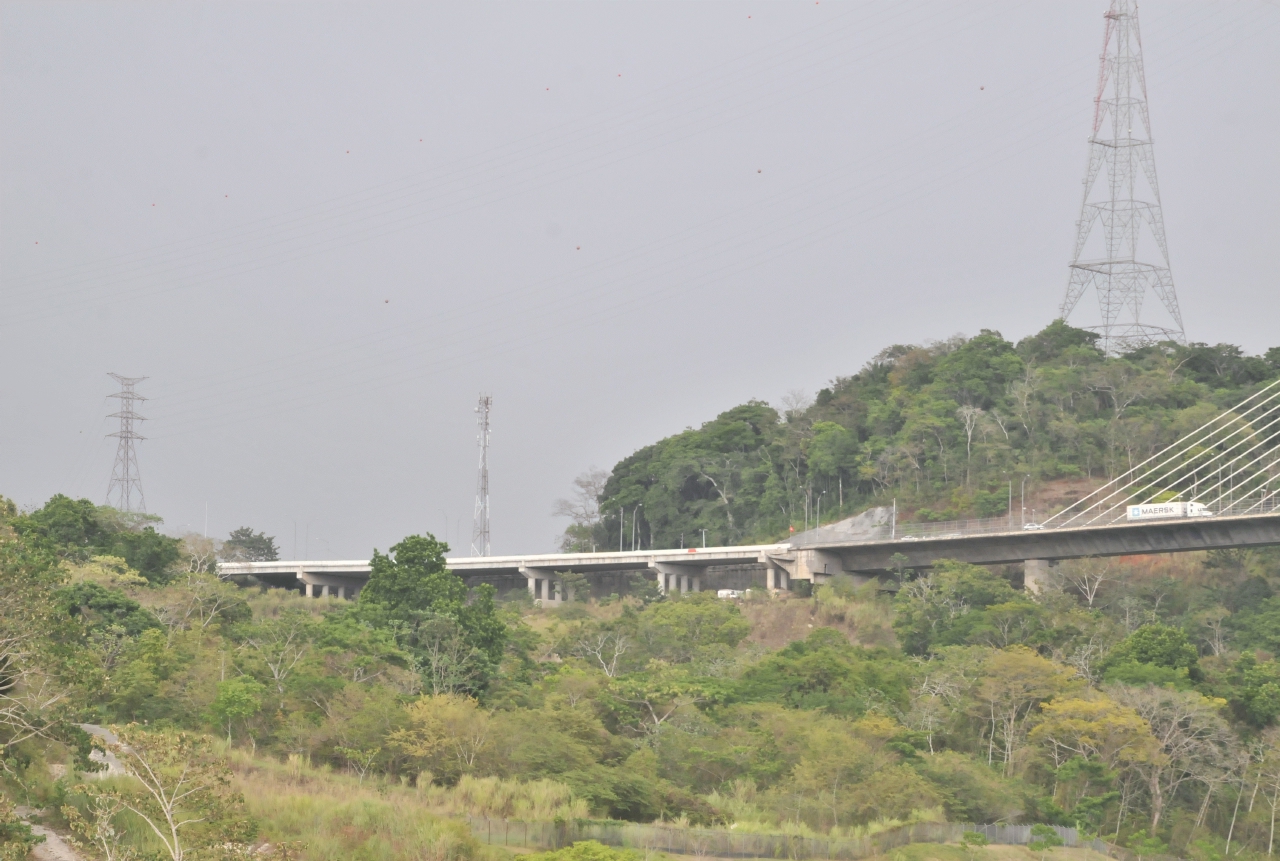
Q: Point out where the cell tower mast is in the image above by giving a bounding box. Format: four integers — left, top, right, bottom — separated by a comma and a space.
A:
1060, 0, 1185, 355
471, 394, 492, 556
106, 373, 148, 513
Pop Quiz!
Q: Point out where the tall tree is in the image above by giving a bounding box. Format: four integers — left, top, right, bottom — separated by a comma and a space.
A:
220, 527, 278, 562
1110, 685, 1235, 830
95, 725, 254, 861
554, 468, 609, 552
359, 535, 506, 693
971, 647, 1077, 775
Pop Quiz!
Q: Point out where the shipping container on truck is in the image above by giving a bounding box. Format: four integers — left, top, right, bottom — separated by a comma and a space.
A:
1126, 502, 1213, 521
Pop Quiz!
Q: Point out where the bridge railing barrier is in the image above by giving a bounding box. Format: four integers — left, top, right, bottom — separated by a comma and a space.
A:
463, 817, 1106, 859
796, 495, 1279, 548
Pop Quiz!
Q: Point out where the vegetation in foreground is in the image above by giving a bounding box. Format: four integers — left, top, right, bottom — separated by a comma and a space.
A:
6, 493, 1280, 860
3, 323, 1280, 860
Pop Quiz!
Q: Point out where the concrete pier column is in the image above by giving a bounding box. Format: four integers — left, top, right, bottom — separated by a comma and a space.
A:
651, 563, 700, 599
1024, 559, 1054, 594
520, 565, 564, 606
767, 567, 777, 591
780, 571, 790, 591
322, 584, 331, 598
692, 576, 701, 593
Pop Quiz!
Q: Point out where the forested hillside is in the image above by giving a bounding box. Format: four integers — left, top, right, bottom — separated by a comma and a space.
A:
563, 322, 1280, 552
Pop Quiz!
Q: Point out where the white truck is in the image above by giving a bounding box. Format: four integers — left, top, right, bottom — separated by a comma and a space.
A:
1126, 501, 1213, 521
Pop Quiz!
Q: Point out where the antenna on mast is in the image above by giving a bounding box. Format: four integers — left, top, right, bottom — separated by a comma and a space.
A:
471, 394, 492, 556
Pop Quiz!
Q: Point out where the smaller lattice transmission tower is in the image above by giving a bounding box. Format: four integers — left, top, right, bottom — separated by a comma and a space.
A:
1061, 0, 1185, 355
106, 373, 148, 513
471, 394, 492, 556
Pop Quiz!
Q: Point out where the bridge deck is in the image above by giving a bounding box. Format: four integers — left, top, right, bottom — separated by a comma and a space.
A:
218, 513, 1280, 588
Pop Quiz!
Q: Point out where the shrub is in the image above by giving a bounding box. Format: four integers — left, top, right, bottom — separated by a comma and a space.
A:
526, 841, 644, 861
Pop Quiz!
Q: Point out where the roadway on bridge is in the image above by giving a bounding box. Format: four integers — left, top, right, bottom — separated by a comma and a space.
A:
219, 510, 1280, 597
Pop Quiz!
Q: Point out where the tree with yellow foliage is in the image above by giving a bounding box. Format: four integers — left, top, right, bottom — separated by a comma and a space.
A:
972, 647, 1077, 776
1031, 696, 1159, 772
389, 693, 491, 784
1030, 695, 1159, 819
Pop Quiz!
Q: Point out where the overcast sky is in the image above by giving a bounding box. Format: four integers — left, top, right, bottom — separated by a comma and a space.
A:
3, 1, 1277, 559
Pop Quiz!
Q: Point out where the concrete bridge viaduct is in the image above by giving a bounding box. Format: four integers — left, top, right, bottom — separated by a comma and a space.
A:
217, 511, 1280, 602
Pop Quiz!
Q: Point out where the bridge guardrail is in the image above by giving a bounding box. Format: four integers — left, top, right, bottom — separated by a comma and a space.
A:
796, 496, 1280, 548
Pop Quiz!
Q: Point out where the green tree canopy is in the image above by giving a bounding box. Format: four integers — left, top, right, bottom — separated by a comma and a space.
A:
10, 495, 180, 583
1101, 622, 1200, 688
733, 627, 912, 715
221, 527, 279, 562
893, 560, 1032, 655
1104, 623, 1199, 671
358, 534, 506, 692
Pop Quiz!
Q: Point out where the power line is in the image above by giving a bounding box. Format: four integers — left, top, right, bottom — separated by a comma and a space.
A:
105, 373, 147, 512
471, 394, 492, 557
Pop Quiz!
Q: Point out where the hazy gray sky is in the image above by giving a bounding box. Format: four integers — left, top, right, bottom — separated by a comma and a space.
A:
3, 1, 1277, 558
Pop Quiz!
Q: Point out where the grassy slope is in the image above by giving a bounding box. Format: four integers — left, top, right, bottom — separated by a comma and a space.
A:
231, 754, 485, 861
232, 751, 610, 861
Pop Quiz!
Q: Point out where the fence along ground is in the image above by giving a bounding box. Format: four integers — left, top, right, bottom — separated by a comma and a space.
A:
464, 817, 1105, 859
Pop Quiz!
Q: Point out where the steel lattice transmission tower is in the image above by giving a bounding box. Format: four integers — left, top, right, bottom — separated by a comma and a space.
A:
471, 394, 492, 556
1061, 0, 1185, 355
106, 373, 148, 513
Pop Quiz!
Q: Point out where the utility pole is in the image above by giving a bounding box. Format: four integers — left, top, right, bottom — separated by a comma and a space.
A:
105, 373, 147, 513
470, 394, 492, 556
1060, 0, 1185, 354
